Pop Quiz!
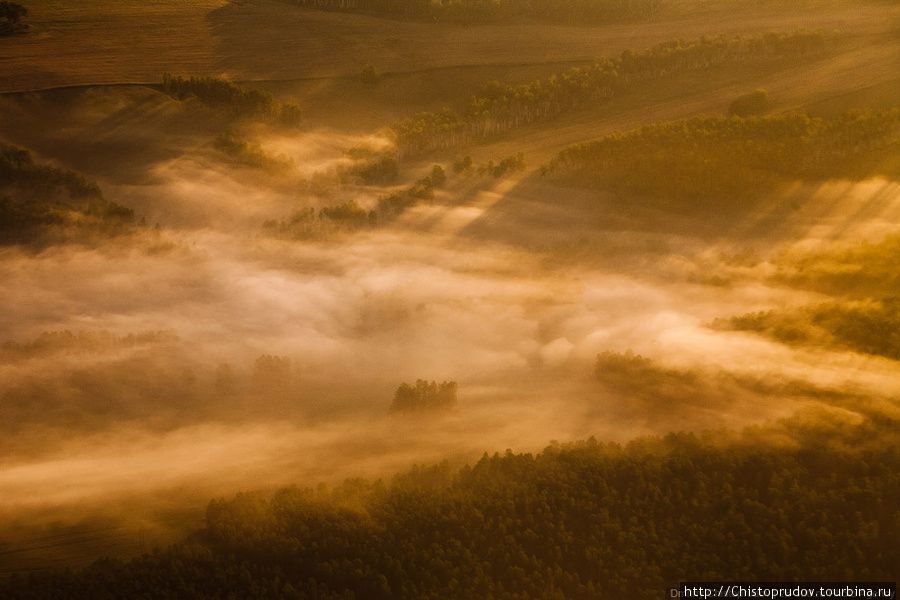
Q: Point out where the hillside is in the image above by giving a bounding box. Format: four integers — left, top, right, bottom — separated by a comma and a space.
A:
0, 0, 896, 94
0, 0, 899, 588
2, 416, 898, 599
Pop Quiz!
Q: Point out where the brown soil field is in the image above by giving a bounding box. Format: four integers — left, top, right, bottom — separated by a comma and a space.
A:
1, 0, 897, 93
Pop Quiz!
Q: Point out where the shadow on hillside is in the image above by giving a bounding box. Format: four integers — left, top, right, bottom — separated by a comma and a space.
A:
451, 172, 726, 255
452, 170, 900, 258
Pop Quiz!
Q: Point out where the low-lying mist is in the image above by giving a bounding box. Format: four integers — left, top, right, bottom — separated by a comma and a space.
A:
2, 121, 899, 574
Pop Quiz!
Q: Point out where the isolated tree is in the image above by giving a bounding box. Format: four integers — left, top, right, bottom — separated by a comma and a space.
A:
0, 2, 27, 35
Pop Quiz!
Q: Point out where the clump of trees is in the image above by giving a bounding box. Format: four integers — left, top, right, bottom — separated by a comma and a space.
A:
452, 156, 472, 173
263, 200, 377, 239
370, 162, 455, 219
214, 130, 295, 171
160, 75, 302, 126
0, 144, 136, 245
0, 342, 317, 440
389, 379, 458, 413
393, 31, 834, 157
351, 154, 398, 185
544, 108, 900, 211
3, 415, 896, 599
292, 148, 398, 193
773, 233, 900, 298
374, 191, 419, 220
479, 152, 526, 177
0, 1, 27, 35
595, 349, 698, 389
320, 200, 372, 227
265, 161, 453, 239
716, 297, 900, 360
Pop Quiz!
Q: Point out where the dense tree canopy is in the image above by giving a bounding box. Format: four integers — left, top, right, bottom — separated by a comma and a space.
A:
214, 131, 296, 171
773, 233, 900, 298
544, 108, 900, 212
161, 75, 302, 126
0, 144, 136, 245
716, 297, 900, 360
393, 30, 834, 156
2, 415, 896, 599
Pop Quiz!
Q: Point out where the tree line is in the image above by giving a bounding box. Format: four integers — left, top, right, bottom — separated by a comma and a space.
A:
712, 233, 900, 361
0, 330, 180, 361
214, 130, 296, 172
2, 415, 896, 599
392, 30, 835, 157
160, 75, 302, 127
715, 297, 900, 361
544, 107, 900, 211
264, 151, 523, 240
0, 342, 315, 443
773, 233, 900, 299
0, 144, 136, 245
277, 0, 662, 24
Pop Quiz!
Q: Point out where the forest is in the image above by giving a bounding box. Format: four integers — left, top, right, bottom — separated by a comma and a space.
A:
0, 145, 135, 245
1, 415, 896, 599
544, 108, 900, 212
160, 75, 302, 127
707, 231, 900, 361
392, 30, 835, 156
717, 297, 899, 360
